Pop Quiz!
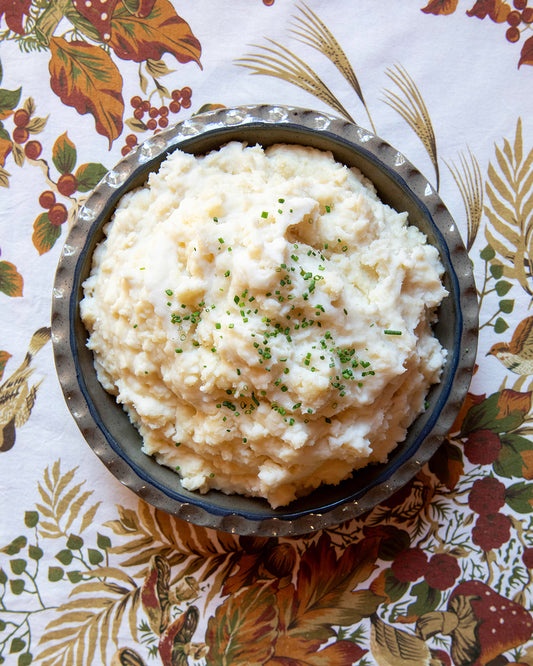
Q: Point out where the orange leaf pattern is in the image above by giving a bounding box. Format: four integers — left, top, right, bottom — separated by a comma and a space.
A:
109, 0, 202, 65
48, 37, 124, 148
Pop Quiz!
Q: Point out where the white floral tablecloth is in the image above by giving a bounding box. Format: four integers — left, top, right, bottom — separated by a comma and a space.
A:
1, 1, 533, 664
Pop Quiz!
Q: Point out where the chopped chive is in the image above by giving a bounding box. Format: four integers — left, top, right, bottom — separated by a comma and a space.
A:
384, 329, 402, 335
165, 289, 173, 296
278, 198, 285, 203
261, 211, 268, 218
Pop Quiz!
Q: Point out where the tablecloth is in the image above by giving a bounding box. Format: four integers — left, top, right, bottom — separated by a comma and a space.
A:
1, 1, 533, 664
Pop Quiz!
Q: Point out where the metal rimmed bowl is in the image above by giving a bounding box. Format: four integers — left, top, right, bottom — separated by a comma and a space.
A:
51, 105, 478, 536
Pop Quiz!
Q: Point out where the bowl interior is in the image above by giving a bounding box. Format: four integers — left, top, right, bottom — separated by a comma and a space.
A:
61, 113, 473, 528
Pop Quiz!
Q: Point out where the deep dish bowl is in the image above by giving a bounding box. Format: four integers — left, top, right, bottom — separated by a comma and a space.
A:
51, 105, 478, 537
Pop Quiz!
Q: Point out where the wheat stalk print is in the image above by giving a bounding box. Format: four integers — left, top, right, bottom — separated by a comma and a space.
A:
235, 39, 356, 123
484, 118, 533, 297
289, 2, 376, 133
446, 149, 483, 252
383, 65, 440, 191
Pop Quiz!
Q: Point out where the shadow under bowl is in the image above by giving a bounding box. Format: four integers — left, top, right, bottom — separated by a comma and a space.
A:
51, 105, 478, 536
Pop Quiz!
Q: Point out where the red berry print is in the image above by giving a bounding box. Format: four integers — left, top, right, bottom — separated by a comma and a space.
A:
507, 9, 522, 25
522, 547, 533, 569
263, 0, 275, 5
130, 96, 142, 108
169, 101, 181, 113
57, 173, 78, 197
424, 553, 461, 591
39, 190, 56, 209
48, 202, 68, 226
13, 109, 29, 127
146, 119, 157, 130
159, 106, 169, 117
468, 477, 506, 515
514, 0, 527, 8
158, 117, 168, 128
391, 548, 428, 583
181, 98, 191, 109
472, 512, 512, 551
506, 26, 521, 42
464, 429, 502, 464
125, 134, 138, 148
523, 7, 533, 21
13, 127, 28, 144
24, 140, 42, 159
121, 146, 131, 157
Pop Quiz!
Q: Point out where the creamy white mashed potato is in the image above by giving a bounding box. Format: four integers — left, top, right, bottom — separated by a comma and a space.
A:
80, 142, 447, 507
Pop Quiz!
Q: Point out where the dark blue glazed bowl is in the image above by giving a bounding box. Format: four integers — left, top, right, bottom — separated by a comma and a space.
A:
52, 105, 478, 536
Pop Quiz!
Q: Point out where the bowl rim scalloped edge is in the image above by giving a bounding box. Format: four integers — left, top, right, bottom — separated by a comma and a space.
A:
51, 104, 478, 537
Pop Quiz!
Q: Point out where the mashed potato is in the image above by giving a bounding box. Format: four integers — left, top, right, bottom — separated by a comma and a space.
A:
80, 142, 447, 507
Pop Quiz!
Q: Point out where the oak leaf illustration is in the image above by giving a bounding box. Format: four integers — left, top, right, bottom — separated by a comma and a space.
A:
271, 532, 383, 664
0, 259, 23, 296
421, 0, 459, 15
0, 0, 31, 34
49, 37, 124, 147
519, 35, 533, 67
109, 0, 202, 66
466, 0, 511, 21
205, 582, 278, 665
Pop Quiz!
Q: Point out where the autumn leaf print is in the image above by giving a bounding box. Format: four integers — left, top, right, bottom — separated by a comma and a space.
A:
421, 0, 459, 14
49, 37, 124, 147
466, 0, 511, 22
109, 0, 202, 66
0, 259, 23, 296
205, 583, 279, 665
519, 35, 533, 67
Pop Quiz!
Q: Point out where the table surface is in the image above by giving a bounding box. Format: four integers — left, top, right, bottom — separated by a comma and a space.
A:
1, 1, 533, 665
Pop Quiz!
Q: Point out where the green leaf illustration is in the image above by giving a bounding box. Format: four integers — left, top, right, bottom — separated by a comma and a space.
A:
406, 581, 441, 617
9, 637, 25, 653
495, 434, 533, 478
10, 559, 26, 575
55, 549, 73, 565
505, 481, 533, 513
48, 566, 64, 582
0, 86, 21, 116
1, 536, 27, 555
24, 511, 39, 528
52, 132, 77, 174
28, 545, 43, 561
10, 579, 25, 595
74, 162, 107, 192
32, 213, 61, 256
0, 260, 23, 297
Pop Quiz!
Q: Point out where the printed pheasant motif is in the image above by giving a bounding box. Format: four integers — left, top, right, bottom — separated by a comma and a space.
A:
487, 316, 533, 375
0, 326, 50, 452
